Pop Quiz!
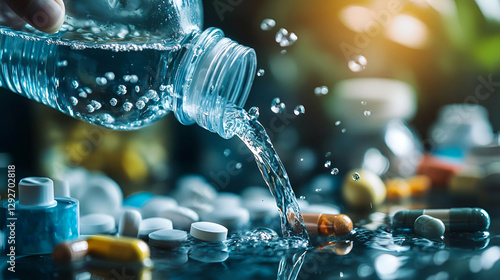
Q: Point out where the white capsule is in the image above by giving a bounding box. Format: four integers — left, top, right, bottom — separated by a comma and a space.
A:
414, 214, 445, 240
118, 209, 142, 238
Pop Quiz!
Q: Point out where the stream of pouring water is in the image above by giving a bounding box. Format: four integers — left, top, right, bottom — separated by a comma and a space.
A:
224, 106, 309, 240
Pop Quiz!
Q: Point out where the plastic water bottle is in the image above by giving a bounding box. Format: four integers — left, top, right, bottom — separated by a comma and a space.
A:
0, 0, 256, 138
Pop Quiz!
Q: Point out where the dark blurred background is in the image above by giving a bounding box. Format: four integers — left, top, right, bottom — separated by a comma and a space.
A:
1, 0, 500, 198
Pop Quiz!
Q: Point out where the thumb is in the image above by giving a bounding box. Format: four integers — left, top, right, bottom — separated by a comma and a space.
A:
5, 0, 65, 34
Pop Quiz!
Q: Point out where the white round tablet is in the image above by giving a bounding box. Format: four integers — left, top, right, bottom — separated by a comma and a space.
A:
201, 207, 250, 230
138, 217, 173, 238
80, 213, 116, 235
190, 222, 228, 242
118, 209, 142, 237
160, 206, 199, 231
140, 196, 178, 219
149, 229, 188, 249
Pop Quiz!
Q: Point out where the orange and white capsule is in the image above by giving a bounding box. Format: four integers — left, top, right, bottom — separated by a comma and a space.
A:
303, 213, 353, 236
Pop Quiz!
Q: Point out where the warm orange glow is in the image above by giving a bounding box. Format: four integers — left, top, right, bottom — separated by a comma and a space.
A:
385, 14, 429, 49
340, 6, 375, 33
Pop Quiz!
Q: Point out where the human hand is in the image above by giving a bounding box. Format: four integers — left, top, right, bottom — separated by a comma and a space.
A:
1, 0, 65, 33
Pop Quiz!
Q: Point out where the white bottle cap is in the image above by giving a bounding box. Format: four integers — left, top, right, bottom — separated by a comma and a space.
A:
190, 222, 228, 242
80, 213, 116, 235
19, 177, 57, 207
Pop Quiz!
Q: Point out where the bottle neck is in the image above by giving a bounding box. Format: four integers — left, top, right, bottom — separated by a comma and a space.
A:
172, 28, 256, 138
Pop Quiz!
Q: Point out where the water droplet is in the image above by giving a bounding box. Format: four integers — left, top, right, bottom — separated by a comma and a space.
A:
275, 28, 298, 47
71, 80, 79, 89
314, 86, 329, 96
102, 114, 114, 123
146, 90, 160, 102
294, 105, 305, 116
135, 85, 140, 93
96, 77, 107, 86
57, 60, 68, 67
300, 158, 304, 162
281, 49, 287, 54
123, 75, 131, 82
315, 188, 322, 192
324, 160, 331, 168
86, 104, 95, 113
78, 90, 87, 98
70, 97, 78, 106
91, 100, 101, 110
257, 69, 265, 77
159, 85, 167, 91
117, 85, 127, 95
166, 85, 174, 94
299, 196, 306, 200
352, 172, 360, 181
235, 162, 243, 169
83, 87, 92, 94
136, 100, 146, 110
330, 168, 339, 175
129, 75, 139, 83
325, 152, 332, 157
260, 18, 276, 31
341, 128, 347, 133
348, 55, 367, 72
248, 107, 260, 119
361, 100, 367, 105
271, 97, 282, 113
223, 149, 231, 157
335, 120, 341, 126
105, 72, 115, 81
110, 98, 118, 106
364, 110, 371, 117
123, 102, 133, 112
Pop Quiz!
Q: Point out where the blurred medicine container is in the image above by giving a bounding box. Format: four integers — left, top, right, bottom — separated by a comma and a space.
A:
326, 78, 423, 179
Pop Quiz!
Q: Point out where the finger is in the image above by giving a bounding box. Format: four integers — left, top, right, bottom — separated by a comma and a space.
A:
4, 0, 65, 34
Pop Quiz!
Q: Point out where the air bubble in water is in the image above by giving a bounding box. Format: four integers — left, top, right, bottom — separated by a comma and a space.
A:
315, 188, 322, 192
260, 19, 276, 31
299, 196, 306, 200
257, 69, 265, 77
352, 172, 360, 181
361, 100, 367, 105
324, 160, 331, 168
96, 77, 108, 86
331, 168, 339, 175
129, 75, 139, 83
136, 100, 146, 110
314, 86, 329, 96
271, 97, 282, 113
341, 128, 347, 133
335, 120, 341, 126
275, 28, 298, 47
294, 105, 305, 116
57, 60, 68, 67
102, 114, 114, 123
248, 107, 260, 119
117, 85, 127, 95
364, 110, 371, 117
281, 49, 287, 54
105, 72, 115, 81
86, 104, 95, 113
83, 87, 92, 94
325, 152, 332, 157
70, 97, 78, 106
91, 100, 102, 110
135, 85, 140, 93
348, 55, 367, 72
123, 102, 133, 112
123, 75, 131, 82
71, 80, 79, 89
78, 90, 87, 98
110, 98, 118, 106
235, 162, 243, 169
223, 149, 231, 157
146, 90, 159, 102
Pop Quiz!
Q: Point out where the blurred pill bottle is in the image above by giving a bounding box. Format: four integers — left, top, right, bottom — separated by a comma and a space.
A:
326, 78, 422, 179
34, 105, 172, 196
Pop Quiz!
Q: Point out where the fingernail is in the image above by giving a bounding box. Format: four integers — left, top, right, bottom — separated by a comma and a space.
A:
26, 0, 65, 33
